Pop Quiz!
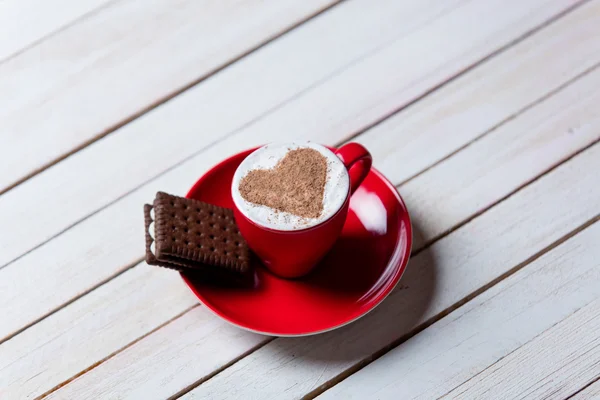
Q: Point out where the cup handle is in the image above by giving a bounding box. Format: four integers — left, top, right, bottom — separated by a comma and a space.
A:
334, 142, 372, 194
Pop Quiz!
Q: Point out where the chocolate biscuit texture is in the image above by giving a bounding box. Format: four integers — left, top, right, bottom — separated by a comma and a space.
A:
144, 192, 250, 273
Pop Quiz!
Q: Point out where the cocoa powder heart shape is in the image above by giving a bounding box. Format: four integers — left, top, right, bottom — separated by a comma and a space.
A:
238, 148, 327, 219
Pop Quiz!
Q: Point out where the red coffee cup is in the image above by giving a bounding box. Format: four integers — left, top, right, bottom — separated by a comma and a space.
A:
232, 142, 372, 278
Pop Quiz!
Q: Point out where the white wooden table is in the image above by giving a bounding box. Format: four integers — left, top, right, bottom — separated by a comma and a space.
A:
2, 1, 600, 399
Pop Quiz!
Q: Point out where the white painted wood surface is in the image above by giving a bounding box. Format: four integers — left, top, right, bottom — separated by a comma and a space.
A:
180, 143, 600, 399
442, 300, 600, 399
46, 306, 270, 400
318, 222, 600, 400
0, 0, 337, 193
0, 0, 112, 62
571, 380, 600, 400
3, 0, 599, 346
0, 265, 199, 400
2, 1, 599, 399
0, 0, 577, 271
402, 63, 600, 249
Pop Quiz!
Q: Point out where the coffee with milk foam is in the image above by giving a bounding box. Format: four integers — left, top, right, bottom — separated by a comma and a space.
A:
232, 142, 349, 231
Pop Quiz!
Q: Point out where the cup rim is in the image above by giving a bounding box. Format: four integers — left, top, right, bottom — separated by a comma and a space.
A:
230, 143, 350, 233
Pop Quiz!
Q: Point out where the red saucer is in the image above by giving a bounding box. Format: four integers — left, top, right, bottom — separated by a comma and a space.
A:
182, 148, 412, 336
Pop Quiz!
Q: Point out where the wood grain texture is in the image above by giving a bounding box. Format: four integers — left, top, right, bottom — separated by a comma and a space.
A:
0, 0, 578, 271
45, 307, 269, 400
52, 142, 600, 397
570, 380, 600, 400
0, 0, 112, 62
0, 0, 338, 193
318, 222, 600, 400
1, 0, 597, 346
441, 301, 600, 399
355, 0, 600, 187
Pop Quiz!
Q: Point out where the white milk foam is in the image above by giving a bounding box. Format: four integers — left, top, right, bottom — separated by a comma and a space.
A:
232, 142, 349, 231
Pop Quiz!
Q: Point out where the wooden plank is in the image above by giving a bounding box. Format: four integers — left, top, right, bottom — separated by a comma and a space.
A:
0, 0, 112, 62
0, 0, 578, 270
1, 0, 599, 358
355, 0, 600, 188
179, 145, 600, 399
0, 0, 339, 192
571, 380, 600, 400
318, 222, 600, 400
41, 129, 600, 397
441, 301, 600, 399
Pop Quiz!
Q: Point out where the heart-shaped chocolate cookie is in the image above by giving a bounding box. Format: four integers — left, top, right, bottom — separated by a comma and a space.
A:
238, 148, 327, 219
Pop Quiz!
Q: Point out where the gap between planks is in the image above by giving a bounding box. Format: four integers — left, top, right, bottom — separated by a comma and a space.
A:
428, 303, 594, 400
167, 338, 277, 400
439, 298, 600, 399
0, 256, 144, 345
0, 0, 345, 198
0, 0, 119, 65
433, 312, 597, 400
389, 60, 600, 189
415, 135, 600, 251
565, 375, 600, 400
432, 335, 534, 400
35, 304, 198, 400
